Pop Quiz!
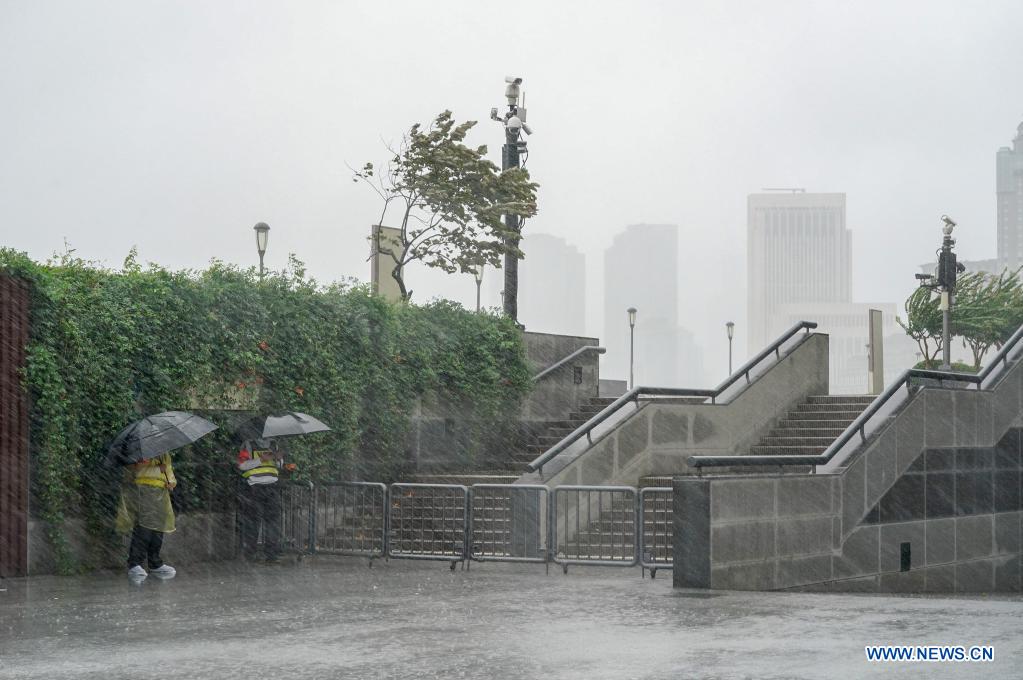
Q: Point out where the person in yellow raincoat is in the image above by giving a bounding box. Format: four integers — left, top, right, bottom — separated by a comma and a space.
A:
115, 452, 178, 582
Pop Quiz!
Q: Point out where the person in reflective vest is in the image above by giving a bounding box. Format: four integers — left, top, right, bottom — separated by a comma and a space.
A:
114, 453, 178, 582
237, 438, 285, 562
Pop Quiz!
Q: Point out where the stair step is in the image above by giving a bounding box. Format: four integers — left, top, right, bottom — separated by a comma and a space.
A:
404, 474, 519, 485
807, 394, 875, 404
639, 476, 673, 488
784, 410, 863, 421
773, 425, 848, 434
776, 420, 854, 431
794, 402, 871, 412
750, 445, 827, 456
760, 436, 836, 446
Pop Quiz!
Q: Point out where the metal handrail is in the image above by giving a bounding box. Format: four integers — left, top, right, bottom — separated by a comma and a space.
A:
689, 321, 1023, 470
526, 321, 818, 475
531, 345, 606, 382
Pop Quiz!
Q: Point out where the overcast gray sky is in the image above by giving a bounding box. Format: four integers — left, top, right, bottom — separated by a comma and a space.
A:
2, 0, 1022, 378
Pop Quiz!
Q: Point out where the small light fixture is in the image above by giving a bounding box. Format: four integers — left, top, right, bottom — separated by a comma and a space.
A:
726, 321, 734, 340
253, 222, 270, 278
627, 307, 637, 328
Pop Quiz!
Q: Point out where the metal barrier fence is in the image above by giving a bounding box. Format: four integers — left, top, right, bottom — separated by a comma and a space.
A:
314, 482, 387, 559
280, 481, 315, 554
279, 481, 674, 575
387, 483, 469, 565
639, 487, 673, 578
550, 485, 638, 573
469, 484, 548, 564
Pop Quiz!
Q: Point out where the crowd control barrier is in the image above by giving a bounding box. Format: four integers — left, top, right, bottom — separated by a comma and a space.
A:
279, 481, 675, 576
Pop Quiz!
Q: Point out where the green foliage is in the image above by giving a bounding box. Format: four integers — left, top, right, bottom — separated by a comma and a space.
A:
354, 110, 539, 301
951, 270, 1023, 369
898, 286, 943, 364
0, 249, 530, 572
912, 360, 978, 373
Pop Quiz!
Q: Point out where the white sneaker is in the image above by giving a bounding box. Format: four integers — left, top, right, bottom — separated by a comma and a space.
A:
149, 564, 176, 579
127, 565, 147, 583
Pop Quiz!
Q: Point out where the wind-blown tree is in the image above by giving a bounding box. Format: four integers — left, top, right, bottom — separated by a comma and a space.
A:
899, 268, 1023, 370
952, 270, 1023, 370
898, 286, 943, 366
354, 110, 538, 302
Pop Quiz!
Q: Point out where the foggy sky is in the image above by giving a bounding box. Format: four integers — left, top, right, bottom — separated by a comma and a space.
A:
2, 0, 1022, 383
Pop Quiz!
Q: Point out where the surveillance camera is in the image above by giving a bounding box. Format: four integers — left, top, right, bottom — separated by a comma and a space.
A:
505, 82, 521, 105
505, 76, 523, 85
506, 115, 522, 131
941, 214, 956, 228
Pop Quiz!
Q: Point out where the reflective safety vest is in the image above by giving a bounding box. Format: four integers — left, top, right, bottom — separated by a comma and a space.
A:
238, 442, 280, 486
133, 453, 176, 489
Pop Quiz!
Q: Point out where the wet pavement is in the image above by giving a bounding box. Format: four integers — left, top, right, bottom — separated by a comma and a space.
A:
0, 557, 1021, 679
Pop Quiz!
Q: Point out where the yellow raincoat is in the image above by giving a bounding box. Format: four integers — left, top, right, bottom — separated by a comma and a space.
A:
114, 453, 176, 534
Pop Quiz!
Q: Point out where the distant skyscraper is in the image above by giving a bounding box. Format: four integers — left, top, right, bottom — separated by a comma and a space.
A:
997, 120, 1023, 273
747, 192, 851, 353
518, 233, 585, 335
603, 224, 704, 386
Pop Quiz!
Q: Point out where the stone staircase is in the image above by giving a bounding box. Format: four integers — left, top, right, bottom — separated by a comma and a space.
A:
410, 396, 618, 484
751, 395, 873, 458
620, 398, 874, 562
518, 397, 618, 469
558, 490, 673, 562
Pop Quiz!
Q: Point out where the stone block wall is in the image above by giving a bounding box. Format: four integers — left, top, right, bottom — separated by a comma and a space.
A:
522, 333, 830, 487
29, 511, 238, 574
409, 331, 600, 470
674, 356, 1023, 593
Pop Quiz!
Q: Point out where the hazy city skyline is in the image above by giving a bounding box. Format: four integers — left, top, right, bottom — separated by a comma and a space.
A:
3, 1, 1022, 384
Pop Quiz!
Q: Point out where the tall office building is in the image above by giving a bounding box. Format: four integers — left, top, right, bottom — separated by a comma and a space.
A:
518, 233, 586, 335
997, 120, 1023, 272
603, 224, 704, 387
746, 191, 911, 394
747, 192, 852, 353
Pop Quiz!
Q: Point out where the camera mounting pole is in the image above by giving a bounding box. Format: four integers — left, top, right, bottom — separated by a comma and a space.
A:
936, 215, 962, 370
491, 76, 531, 326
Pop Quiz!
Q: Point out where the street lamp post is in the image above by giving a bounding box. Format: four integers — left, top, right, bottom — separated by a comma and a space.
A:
627, 307, 637, 390
472, 264, 484, 313
726, 321, 735, 374
253, 222, 270, 280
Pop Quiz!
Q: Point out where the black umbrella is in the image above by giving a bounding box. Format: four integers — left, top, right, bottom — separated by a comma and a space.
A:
236, 411, 331, 441
106, 411, 218, 467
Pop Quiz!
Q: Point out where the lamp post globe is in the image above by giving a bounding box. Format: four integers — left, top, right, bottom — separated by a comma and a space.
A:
627, 308, 637, 390
726, 321, 735, 374
253, 222, 270, 279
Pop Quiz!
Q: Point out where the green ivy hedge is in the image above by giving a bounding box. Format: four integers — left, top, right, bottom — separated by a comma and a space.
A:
0, 249, 530, 572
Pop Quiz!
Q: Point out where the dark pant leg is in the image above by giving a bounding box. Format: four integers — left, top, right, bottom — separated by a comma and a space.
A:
238, 485, 260, 557
128, 527, 148, 569
259, 484, 282, 559
146, 530, 165, 569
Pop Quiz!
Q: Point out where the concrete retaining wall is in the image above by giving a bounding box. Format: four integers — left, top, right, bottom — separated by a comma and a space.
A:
409, 331, 600, 470
522, 333, 830, 487
28, 511, 237, 574
674, 356, 1023, 593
